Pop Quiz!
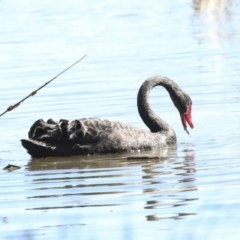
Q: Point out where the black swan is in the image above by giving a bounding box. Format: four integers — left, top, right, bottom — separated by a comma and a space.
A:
21, 76, 194, 158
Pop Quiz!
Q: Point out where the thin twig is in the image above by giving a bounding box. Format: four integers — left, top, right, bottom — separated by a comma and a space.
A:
0, 54, 87, 118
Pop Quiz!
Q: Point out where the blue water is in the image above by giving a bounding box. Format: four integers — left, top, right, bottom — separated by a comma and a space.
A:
1, 0, 240, 239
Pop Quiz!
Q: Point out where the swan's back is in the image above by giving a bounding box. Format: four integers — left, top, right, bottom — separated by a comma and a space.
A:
21, 117, 175, 157
77, 118, 169, 148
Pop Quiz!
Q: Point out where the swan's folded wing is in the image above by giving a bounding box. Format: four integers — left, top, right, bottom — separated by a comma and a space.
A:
69, 118, 117, 144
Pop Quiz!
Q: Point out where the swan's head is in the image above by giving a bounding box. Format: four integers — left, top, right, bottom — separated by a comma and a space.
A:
169, 89, 194, 131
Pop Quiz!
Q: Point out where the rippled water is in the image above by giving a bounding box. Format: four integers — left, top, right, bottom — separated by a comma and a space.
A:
1, 0, 240, 239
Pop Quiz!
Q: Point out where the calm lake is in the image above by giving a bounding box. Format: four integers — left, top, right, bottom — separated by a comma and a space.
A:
1, 0, 240, 239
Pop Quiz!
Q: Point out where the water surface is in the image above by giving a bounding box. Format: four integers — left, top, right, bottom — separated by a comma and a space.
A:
1, 0, 240, 239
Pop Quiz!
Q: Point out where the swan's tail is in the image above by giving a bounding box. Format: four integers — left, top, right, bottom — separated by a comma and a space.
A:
21, 139, 57, 158
21, 139, 91, 158
21, 118, 91, 158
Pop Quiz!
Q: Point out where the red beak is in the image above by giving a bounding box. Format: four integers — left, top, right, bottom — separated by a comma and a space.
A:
180, 104, 194, 130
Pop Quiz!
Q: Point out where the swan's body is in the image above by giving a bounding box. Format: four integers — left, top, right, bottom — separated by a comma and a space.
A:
21, 76, 194, 158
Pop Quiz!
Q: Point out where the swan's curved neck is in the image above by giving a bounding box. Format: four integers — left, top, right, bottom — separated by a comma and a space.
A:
137, 76, 177, 133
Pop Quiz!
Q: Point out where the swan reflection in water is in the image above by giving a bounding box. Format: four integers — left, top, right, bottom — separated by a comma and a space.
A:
25, 147, 198, 222
22, 76, 194, 158
141, 147, 198, 221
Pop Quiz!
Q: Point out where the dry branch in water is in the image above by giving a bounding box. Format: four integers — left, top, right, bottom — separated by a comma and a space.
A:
0, 54, 87, 118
